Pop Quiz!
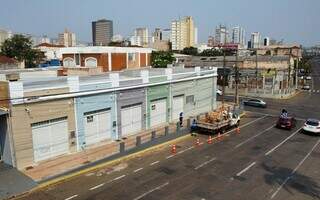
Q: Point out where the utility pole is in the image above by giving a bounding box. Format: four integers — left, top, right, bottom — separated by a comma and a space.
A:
234, 49, 239, 106
222, 29, 227, 107
255, 50, 258, 94
288, 49, 292, 93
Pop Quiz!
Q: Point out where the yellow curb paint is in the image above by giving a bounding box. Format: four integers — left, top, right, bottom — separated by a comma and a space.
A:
34, 134, 192, 191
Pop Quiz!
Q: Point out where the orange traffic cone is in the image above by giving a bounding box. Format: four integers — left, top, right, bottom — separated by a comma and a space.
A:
236, 127, 240, 135
195, 138, 200, 146
171, 144, 176, 154
207, 136, 213, 144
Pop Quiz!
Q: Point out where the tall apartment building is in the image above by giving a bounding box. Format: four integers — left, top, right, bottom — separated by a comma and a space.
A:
130, 28, 149, 47
232, 26, 245, 46
171, 16, 195, 50
58, 29, 76, 47
250, 32, 261, 48
92, 19, 113, 46
162, 29, 171, 41
152, 28, 162, 42
215, 25, 229, 45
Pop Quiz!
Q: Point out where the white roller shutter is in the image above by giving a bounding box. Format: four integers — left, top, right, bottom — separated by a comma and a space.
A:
32, 117, 69, 162
84, 109, 111, 146
121, 104, 142, 137
172, 96, 184, 121
150, 99, 167, 127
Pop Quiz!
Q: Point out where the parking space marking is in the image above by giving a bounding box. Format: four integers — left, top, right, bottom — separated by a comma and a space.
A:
236, 162, 256, 177
65, 195, 78, 200
133, 182, 169, 200
150, 161, 160, 166
89, 183, 105, 191
166, 155, 175, 159
113, 174, 126, 181
265, 128, 301, 156
235, 124, 274, 149
133, 168, 143, 173
270, 138, 320, 199
194, 157, 216, 170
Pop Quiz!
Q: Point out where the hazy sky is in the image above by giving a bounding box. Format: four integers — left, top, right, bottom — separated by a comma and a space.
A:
0, 0, 319, 46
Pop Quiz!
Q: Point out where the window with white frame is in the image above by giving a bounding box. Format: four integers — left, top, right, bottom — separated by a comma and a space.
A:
85, 57, 98, 67
63, 57, 75, 67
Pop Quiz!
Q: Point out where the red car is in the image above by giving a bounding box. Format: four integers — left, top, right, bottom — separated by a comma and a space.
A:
276, 117, 296, 130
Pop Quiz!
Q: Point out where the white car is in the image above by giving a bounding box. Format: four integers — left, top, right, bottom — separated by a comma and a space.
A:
217, 89, 223, 96
303, 119, 320, 134
306, 76, 312, 80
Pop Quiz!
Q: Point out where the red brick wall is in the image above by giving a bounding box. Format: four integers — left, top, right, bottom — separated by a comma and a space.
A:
140, 53, 146, 67
111, 53, 127, 71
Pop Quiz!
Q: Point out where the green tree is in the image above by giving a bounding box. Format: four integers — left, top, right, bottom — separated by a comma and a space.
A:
0, 34, 44, 68
199, 48, 223, 57
181, 47, 198, 56
151, 51, 175, 68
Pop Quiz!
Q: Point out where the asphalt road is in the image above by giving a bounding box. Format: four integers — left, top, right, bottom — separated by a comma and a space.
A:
15, 58, 320, 200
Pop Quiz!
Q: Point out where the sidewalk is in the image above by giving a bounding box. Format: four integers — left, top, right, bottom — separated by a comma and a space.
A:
0, 163, 36, 200
23, 119, 187, 182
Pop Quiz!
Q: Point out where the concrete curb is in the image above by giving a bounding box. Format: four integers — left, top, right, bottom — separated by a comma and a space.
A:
280, 90, 301, 100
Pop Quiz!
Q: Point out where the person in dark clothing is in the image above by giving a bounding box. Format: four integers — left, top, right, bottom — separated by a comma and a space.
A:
179, 112, 184, 127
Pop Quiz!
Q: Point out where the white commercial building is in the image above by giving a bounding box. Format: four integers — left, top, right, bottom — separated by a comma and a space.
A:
251, 32, 261, 48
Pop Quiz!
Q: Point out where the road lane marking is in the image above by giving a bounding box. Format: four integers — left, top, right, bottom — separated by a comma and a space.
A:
65, 195, 78, 200
113, 174, 126, 181
177, 148, 190, 154
133, 168, 143, 173
235, 125, 275, 149
194, 157, 216, 170
89, 183, 105, 191
166, 155, 175, 159
265, 128, 301, 156
236, 162, 256, 177
270, 138, 320, 199
133, 182, 169, 200
150, 161, 160, 166
238, 115, 268, 129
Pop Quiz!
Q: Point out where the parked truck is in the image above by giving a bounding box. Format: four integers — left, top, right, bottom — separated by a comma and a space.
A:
191, 107, 240, 134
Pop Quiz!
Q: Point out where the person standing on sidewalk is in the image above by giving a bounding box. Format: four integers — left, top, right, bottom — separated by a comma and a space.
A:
179, 112, 184, 127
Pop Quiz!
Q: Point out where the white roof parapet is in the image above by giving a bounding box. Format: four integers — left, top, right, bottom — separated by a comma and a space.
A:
60, 46, 153, 54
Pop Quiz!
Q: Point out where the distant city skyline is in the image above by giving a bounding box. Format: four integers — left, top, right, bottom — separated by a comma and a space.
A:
0, 0, 319, 46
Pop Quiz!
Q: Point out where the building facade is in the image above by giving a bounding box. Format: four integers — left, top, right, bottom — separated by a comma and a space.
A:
171, 16, 195, 50
132, 28, 149, 47
0, 67, 217, 170
92, 19, 113, 46
61, 46, 152, 73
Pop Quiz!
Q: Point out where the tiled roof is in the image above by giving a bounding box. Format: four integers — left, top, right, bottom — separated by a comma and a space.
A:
36, 43, 65, 48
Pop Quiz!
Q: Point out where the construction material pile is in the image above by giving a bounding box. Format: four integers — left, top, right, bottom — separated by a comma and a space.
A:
204, 106, 230, 123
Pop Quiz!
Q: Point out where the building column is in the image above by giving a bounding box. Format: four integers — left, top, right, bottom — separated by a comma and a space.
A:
108, 52, 112, 71
126, 53, 129, 69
